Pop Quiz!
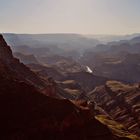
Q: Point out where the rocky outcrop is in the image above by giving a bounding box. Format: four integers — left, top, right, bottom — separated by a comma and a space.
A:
89, 81, 140, 136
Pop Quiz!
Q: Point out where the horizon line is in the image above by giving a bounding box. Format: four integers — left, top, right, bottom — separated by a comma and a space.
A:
1, 32, 140, 36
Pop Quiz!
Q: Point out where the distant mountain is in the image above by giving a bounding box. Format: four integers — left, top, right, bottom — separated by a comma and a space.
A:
85, 33, 140, 43
129, 36, 140, 44
80, 35, 140, 78
3, 33, 100, 53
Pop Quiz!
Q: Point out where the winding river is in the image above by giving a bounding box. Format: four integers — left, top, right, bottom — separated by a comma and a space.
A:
86, 66, 93, 73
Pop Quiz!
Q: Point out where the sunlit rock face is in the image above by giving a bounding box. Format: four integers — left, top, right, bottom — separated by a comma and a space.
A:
89, 81, 140, 136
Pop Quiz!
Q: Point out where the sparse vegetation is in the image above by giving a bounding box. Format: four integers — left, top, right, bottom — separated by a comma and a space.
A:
96, 115, 140, 140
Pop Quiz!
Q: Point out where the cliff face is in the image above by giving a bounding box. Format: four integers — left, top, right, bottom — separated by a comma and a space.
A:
90, 81, 140, 136
0, 35, 45, 88
0, 35, 13, 61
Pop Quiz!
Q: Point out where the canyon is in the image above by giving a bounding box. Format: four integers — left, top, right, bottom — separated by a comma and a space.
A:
0, 34, 140, 140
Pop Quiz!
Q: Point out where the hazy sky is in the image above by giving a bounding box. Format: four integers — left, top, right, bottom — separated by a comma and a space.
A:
0, 0, 140, 34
